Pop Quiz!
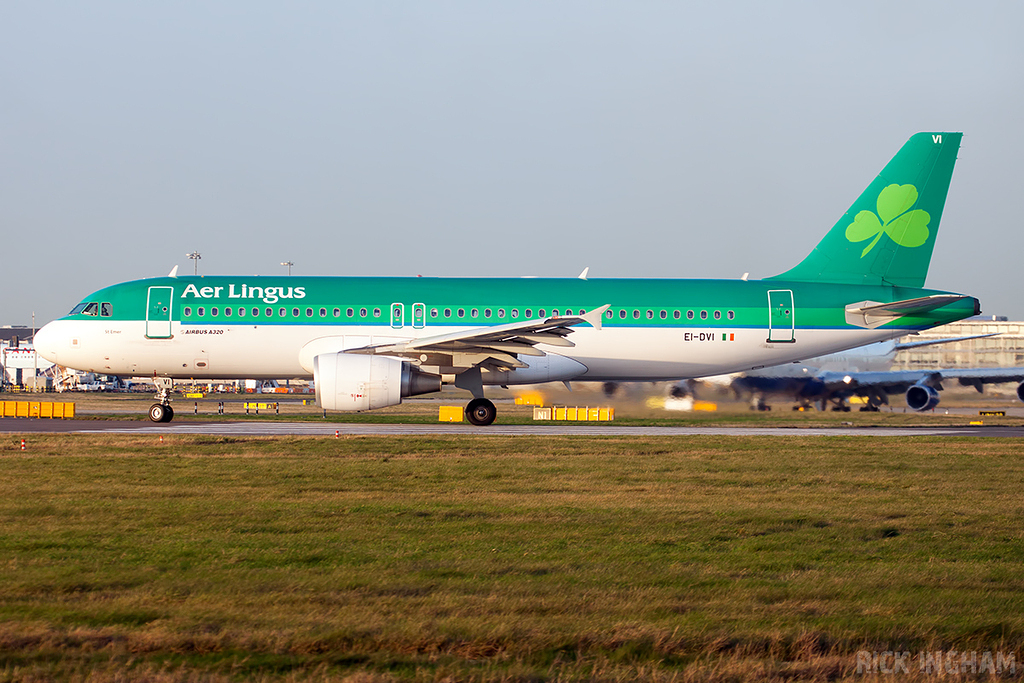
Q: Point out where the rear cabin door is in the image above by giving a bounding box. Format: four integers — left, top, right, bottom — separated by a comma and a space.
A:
146, 286, 174, 339
766, 289, 795, 343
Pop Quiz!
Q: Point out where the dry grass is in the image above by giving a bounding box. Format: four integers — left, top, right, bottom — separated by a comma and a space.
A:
0, 435, 1022, 681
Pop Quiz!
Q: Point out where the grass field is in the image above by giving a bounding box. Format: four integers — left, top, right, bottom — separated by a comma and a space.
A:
1, 434, 1023, 681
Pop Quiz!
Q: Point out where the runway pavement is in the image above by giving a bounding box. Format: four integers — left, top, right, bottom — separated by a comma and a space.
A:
2, 418, 1023, 437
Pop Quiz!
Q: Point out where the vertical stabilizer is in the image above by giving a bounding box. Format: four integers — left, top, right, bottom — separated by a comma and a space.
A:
768, 132, 961, 288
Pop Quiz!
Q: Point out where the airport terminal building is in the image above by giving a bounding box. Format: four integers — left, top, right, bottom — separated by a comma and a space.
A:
894, 316, 1024, 370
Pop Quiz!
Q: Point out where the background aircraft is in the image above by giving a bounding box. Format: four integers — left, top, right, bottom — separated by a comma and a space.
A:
686, 334, 1024, 411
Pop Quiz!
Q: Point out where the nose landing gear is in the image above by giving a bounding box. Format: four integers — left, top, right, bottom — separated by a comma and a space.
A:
149, 377, 175, 423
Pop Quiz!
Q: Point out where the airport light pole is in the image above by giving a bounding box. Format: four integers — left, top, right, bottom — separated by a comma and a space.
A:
32, 311, 37, 393
187, 251, 202, 276
280, 261, 294, 276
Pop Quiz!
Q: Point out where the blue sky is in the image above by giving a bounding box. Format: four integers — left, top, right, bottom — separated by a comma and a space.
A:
3, 1, 1022, 325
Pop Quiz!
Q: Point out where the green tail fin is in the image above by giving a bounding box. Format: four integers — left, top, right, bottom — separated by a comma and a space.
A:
768, 132, 961, 288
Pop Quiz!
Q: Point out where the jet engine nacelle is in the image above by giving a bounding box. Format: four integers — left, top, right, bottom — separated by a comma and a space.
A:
313, 353, 441, 411
1017, 382, 1024, 403
905, 383, 940, 411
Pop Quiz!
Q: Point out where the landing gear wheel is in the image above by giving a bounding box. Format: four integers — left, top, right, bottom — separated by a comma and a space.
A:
149, 403, 167, 423
466, 398, 497, 426
149, 404, 174, 423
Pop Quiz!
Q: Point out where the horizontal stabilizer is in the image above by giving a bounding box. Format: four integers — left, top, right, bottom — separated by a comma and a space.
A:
845, 294, 970, 329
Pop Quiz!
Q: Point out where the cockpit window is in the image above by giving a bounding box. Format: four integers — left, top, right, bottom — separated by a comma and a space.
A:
82, 302, 99, 316
101, 302, 113, 317
70, 303, 88, 315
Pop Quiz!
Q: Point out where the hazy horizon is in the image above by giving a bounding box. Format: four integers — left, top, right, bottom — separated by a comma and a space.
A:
3, 2, 1022, 325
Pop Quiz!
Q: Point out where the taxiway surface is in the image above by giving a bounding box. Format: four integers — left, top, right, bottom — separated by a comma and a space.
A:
1, 418, 1021, 437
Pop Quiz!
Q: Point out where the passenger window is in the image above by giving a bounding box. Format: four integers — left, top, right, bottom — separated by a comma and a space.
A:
510, 309, 519, 318
347, 308, 354, 317
198, 307, 205, 317
265, 308, 272, 317
700, 310, 708, 320
184, 307, 192, 317
605, 310, 613, 319
320, 308, 327, 317
211, 307, 218, 316
457, 308, 465, 318
714, 310, 721, 320
632, 310, 640, 319
444, 308, 451, 318
83, 303, 99, 316
280, 308, 287, 317
539, 309, 546, 318
484, 308, 491, 318
673, 310, 680, 319
224, 307, 232, 317
101, 303, 112, 317
619, 309, 626, 319
373, 308, 381, 317
431, 308, 439, 318
727, 310, 735, 320
306, 308, 314, 317
497, 308, 505, 318
525, 309, 533, 318
552, 309, 559, 317
471, 308, 479, 317
293, 308, 301, 317
687, 310, 695, 320
252, 308, 260, 317
360, 308, 367, 317
333, 308, 340, 317
646, 310, 653, 320
660, 310, 667, 319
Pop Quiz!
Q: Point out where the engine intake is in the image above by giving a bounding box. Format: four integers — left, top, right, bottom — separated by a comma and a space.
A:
314, 353, 441, 411
905, 384, 940, 412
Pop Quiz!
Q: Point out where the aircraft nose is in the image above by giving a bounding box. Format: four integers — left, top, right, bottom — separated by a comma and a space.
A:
33, 321, 61, 363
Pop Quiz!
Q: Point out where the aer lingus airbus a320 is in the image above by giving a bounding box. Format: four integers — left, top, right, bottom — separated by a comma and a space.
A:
35, 132, 980, 425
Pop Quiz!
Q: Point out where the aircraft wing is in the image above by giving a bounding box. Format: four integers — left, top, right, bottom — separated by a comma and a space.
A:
343, 305, 610, 372
894, 332, 998, 350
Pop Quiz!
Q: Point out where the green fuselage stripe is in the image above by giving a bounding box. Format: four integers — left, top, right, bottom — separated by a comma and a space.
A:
59, 275, 976, 332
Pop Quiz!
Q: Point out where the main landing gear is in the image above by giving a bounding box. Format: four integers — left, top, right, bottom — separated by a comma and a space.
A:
455, 368, 497, 426
465, 398, 497, 426
149, 377, 174, 423
149, 403, 174, 423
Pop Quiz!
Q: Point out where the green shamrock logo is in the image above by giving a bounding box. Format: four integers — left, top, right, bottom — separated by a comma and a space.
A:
845, 184, 931, 257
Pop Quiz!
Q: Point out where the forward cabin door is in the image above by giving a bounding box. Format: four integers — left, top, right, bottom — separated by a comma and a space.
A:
412, 303, 426, 329
766, 289, 795, 343
146, 286, 174, 339
390, 303, 405, 329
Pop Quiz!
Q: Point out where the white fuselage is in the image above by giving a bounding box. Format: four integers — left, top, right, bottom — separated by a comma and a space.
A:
35, 318, 898, 385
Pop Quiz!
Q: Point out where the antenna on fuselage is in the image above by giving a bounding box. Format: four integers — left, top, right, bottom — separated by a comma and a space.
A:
168, 265, 179, 278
